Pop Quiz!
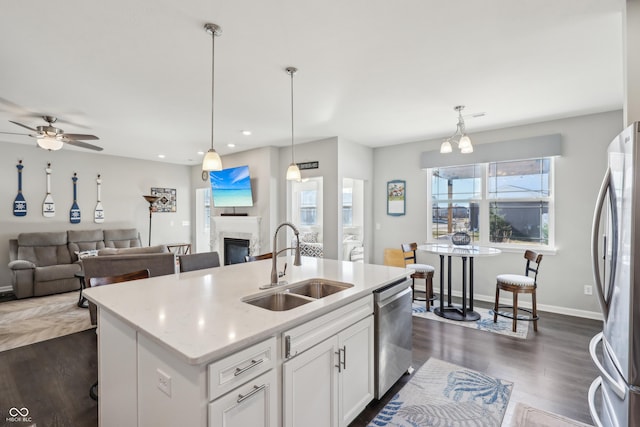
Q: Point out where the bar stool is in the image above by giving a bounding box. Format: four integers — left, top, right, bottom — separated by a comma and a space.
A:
493, 250, 543, 332
401, 243, 435, 309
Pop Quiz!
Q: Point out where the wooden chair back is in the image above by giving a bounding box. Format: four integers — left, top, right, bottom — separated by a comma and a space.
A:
89, 269, 150, 287
245, 253, 273, 262
524, 250, 543, 284
401, 242, 419, 266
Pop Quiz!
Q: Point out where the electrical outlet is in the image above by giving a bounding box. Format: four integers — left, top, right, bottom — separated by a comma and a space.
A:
584, 285, 593, 295
157, 368, 171, 397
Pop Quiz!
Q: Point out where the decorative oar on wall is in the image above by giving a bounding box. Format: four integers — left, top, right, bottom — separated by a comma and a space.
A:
70, 173, 81, 224
13, 160, 27, 217
94, 174, 104, 223
43, 163, 55, 217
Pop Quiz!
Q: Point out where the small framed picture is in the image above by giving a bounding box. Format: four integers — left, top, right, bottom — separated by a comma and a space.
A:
387, 180, 406, 216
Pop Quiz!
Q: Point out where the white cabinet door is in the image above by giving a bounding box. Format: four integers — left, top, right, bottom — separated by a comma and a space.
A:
338, 315, 374, 427
208, 369, 277, 427
283, 336, 339, 427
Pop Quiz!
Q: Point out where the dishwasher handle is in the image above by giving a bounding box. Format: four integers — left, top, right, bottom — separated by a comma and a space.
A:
377, 286, 411, 310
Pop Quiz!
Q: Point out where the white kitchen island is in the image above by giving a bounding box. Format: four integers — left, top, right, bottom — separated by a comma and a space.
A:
83, 256, 411, 427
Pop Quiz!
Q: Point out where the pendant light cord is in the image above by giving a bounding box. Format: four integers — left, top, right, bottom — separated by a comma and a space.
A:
210, 29, 215, 151
290, 69, 295, 164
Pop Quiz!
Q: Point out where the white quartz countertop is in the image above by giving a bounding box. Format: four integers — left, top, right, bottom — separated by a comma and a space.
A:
83, 256, 411, 365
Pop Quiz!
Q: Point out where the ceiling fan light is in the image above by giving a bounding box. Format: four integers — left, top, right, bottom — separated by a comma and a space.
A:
37, 136, 64, 151
286, 163, 301, 181
202, 148, 222, 171
458, 135, 472, 150
440, 140, 452, 154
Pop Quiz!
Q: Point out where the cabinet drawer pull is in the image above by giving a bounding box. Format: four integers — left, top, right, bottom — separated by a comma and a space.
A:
234, 358, 264, 376
342, 346, 347, 370
237, 384, 266, 403
335, 350, 342, 373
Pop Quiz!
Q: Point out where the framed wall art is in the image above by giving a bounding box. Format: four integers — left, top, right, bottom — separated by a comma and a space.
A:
387, 180, 406, 216
150, 187, 177, 213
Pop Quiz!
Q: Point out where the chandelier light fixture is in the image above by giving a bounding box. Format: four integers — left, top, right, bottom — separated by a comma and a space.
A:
285, 67, 302, 181
440, 105, 473, 154
202, 23, 223, 173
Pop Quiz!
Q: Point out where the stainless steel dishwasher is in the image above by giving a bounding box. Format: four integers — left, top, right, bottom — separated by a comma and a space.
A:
374, 278, 413, 399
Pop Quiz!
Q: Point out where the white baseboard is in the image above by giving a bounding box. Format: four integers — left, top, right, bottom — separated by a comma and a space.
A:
414, 283, 603, 321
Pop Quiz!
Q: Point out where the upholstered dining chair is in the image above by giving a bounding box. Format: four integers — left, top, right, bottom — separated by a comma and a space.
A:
178, 251, 220, 272
493, 250, 543, 332
245, 253, 273, 262
401, 243, 435, 309
88, 268, 150, 401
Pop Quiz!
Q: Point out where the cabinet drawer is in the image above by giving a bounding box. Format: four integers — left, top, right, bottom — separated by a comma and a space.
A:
283, 295, 373, 359
208, 337, 276, 401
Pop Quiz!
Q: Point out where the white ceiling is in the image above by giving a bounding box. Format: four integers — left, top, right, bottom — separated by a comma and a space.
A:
0, 0, 624, 165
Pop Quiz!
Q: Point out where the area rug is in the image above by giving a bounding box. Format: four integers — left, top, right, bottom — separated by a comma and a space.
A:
412, 303, 529, 339
0, 292, 93, 352
368, 358, 512, 427
510, 402, 593, 427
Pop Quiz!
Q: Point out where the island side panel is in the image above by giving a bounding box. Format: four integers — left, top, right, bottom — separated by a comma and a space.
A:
98, 309, 138, 427
137, 333, 207, 427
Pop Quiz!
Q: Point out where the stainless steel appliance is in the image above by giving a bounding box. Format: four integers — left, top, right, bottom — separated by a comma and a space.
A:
589, 122, 640, 427
374, 278, 412, 399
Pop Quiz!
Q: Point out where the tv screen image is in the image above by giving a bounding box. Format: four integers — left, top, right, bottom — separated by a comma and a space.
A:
210, 165, 254, 207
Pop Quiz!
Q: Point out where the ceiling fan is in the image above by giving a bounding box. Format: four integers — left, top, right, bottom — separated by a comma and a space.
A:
1, 115, 103, 151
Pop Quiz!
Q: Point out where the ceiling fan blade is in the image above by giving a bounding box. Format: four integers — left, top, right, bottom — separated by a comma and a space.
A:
62, 133, 99, 141
0, 130, 28, 136
63, 139, 103, 151
9, 120, 37, 132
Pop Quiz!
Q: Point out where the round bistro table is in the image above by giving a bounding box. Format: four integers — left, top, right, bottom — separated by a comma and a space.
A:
418, 243, 501, 321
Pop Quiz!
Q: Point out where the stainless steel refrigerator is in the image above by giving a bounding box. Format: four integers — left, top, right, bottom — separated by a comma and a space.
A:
589, 122, 640, 427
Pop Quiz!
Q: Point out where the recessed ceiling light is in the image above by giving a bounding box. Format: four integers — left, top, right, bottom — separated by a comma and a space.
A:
197, 151, 205, 156
227, 143, 236, 148
241, 130, 251, 136
158, 154, 166, 159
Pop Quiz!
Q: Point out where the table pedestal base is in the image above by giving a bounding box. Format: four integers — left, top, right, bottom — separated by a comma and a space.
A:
434, 305, 480, 322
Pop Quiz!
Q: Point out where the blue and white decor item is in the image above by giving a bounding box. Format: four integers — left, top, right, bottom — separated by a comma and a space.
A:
13, 160, 27, 217
94, 174, 104, 223
368, 358, 512, 427
69, 173, 81, 224
43, 163, 55, 217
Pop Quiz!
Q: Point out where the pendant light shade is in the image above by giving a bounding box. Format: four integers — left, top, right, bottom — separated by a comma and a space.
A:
286, 67, 301, 181
202, 23, 223, 173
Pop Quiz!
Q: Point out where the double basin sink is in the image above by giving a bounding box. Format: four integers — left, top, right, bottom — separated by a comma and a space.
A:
243, 279, 353, 311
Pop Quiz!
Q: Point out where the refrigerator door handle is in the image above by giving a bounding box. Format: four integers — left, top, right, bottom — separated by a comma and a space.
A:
591, 167, 611, 318
590, 332, 626, 400
588, 377, 605, 427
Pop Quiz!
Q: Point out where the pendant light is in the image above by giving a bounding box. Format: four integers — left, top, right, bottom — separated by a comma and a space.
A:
440, 105, 474, 154
286, 67, 301, 181
202, 23, 223, 173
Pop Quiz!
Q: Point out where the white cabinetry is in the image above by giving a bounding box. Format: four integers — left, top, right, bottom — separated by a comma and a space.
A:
208, 337, 278, 427
282, 296, 374, 427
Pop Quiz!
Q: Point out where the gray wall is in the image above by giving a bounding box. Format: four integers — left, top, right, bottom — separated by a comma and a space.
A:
0, 141, 192, 288
372, 110, 622, 318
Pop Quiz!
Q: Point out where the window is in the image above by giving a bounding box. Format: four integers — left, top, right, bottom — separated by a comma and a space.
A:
342, 188, 353, 226
429, 158, 553, 248
299, 190, 317, 225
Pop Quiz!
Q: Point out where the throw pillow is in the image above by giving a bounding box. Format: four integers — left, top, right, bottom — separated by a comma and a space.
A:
76, 249, 99, 259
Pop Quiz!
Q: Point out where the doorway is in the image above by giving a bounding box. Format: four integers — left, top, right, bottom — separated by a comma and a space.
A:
342, 178, 365, 262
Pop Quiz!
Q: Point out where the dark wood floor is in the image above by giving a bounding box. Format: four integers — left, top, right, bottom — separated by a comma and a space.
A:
350, 301, 602, 426
0, 302, 601, 427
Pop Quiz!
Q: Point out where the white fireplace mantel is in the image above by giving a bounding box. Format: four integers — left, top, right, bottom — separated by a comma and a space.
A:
211, 216, 261, 262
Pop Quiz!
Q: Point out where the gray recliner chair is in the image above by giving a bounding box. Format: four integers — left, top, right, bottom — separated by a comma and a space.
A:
178, 251, 221, 272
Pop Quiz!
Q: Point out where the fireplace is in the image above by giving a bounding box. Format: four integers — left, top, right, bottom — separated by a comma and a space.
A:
224, 238, 250, 265
211, 216, 261, 264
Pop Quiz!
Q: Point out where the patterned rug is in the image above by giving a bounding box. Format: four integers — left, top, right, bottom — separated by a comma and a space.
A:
509, 402, 593, 427
412, 303, 529, 339
0, 291, 93, 352
368, 358, 512, 427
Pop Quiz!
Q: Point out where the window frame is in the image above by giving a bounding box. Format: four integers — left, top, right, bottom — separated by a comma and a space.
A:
426, 158, 555, 252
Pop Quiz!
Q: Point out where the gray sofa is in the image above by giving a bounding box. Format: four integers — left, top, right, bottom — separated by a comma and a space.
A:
8, 228, 146, 299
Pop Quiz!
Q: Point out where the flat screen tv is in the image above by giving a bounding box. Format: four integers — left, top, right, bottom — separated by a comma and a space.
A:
209, 165, 254, 207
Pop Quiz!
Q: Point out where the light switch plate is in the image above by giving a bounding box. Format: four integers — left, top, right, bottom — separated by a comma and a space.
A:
157, 368, 171, 397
